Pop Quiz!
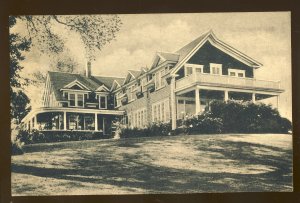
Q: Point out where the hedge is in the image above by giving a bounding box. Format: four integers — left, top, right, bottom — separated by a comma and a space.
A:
16, 130, 110, 145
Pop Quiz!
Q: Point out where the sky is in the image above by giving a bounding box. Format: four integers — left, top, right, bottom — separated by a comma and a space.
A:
16, 12, 292, 120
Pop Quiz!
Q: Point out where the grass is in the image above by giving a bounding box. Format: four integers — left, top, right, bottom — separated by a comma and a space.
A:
11, 134, 293, 195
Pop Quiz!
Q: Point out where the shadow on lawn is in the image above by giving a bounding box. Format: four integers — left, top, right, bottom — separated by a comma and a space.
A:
12, 137, 292, 193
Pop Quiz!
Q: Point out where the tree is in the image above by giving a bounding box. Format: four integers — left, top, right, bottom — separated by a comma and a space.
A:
10, 16, 32, 125
10, 15, 122, 122
9, 16, 31, 91
10, 91, 31, 124
17, 15, 122, 60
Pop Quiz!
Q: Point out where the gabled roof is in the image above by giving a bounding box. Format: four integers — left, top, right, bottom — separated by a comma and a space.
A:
63, 79, 91, 90
128, 70, 142, 78
151, 52, 180, 69
175, 31, 209, 64
158, 52, 180, 62
171, 30, 262, 75
48, 71, 124, 101
93, 75, 124, 89
123, 70, 142, 85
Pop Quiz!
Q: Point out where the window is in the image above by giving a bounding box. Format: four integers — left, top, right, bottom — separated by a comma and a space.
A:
68, 93, 84, 107
77, 94, 84, 107
152, 99, 170, 123
141, 77, 146, 92
99, 95, 107, 109
69, 94, 75, 106
195, 68, 202, 73
186, 67, 193, 76
84, 115, 94, 130
115, 92, 122, 107
127, 85, 135, 102
185, 64, 204, 76
210, 63, 222, 75
238, 73, 244, 77
160, 69, 165, 87
228, 68, 245, 78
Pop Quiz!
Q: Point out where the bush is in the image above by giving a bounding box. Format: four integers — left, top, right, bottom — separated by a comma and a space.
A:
209, 100, 292, 133
184, 112, 223, 134
16, 130, 107, 144
11, 139, 24, 155
119, 122, 172, 138
11, 126, 24, 155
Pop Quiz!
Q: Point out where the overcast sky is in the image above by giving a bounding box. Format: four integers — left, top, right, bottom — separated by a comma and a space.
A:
18, 12, 292, 120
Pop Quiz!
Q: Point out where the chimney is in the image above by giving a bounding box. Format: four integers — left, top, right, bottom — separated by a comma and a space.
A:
86, 61, 91, 78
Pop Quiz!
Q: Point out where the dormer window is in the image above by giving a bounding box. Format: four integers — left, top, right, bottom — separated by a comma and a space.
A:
69, 94, 75, 107
210, 63, 222, 75
68, 93, 84, 107
77, 94, 84, 107
99, 95, 107, 109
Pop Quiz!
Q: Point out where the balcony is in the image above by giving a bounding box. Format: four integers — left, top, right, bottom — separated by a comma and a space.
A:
175, 73, 282, 93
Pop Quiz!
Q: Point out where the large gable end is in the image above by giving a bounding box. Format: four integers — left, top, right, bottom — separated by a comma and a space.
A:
171, 30, 262, 75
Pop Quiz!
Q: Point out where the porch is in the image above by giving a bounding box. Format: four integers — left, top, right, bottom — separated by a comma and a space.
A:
22, 107, 125, 135
175, 87, 280, 120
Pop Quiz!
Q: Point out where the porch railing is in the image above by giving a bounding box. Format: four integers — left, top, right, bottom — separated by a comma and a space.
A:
175, 73, 281, 91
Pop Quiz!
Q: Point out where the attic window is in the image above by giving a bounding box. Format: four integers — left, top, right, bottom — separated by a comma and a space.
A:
210, 63, 222, 75
228, 68, 245, 78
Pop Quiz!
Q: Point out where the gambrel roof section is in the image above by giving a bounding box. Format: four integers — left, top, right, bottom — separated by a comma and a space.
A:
170, 30, 262, 75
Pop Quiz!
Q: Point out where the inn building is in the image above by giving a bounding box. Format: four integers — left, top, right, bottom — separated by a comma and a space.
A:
21, 30, 284, 134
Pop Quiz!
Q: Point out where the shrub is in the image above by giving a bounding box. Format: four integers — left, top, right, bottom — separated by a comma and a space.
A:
209, 100, 292, 134
184, 112, 223, 134
16, 130, 107, 144
118, 122, 172, 138
11, 126, 24, 155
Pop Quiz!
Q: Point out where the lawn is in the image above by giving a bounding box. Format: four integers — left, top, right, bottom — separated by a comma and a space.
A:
11, 134, 293, 195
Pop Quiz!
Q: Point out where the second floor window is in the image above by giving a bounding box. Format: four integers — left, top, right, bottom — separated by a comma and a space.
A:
99, 95, 107, 109
69, 94, 76, 107
77, 94, 84, 107
68, 93, 84, 107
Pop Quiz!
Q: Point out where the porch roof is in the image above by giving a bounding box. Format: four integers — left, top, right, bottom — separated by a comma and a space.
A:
22, 107, 125, 123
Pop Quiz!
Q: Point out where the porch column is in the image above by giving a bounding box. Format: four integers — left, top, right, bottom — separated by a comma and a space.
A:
95, 113, 98, 131
224, 90, 229, 102
63, 111, 67, 130
277, 95, 280, 109
195, 87, 201, 114
252, 93, 256, 103
171, 76, 177, 130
